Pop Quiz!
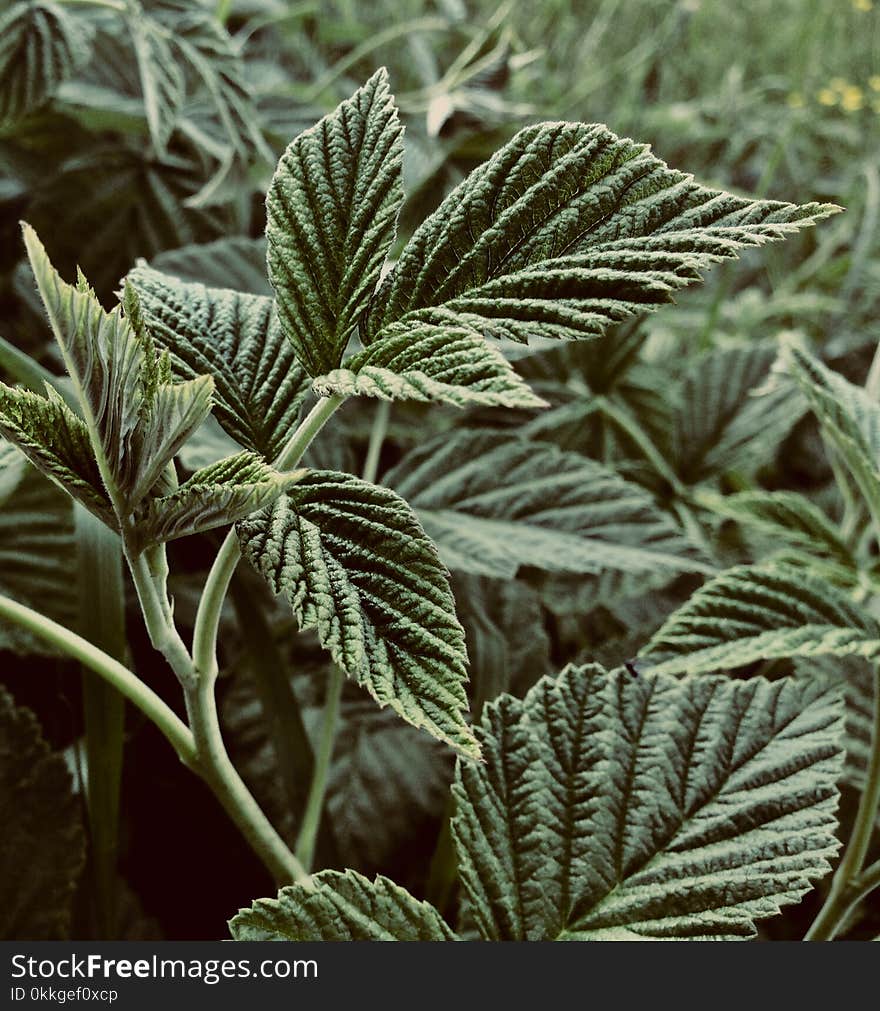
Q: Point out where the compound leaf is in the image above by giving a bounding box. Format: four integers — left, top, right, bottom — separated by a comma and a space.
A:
229, 870, 454, 941
237, 472, 478, 758
126, 4, 184, 156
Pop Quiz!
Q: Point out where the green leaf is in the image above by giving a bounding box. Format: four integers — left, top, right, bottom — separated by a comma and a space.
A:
641, 563, 880, 676
137, 451, 304, 548
384, 430, 711, 579
0, 384, 113, 524
313, 317, 547, 409
23, 225, 213, 515
237, 472, 478, 758
128, 266, 311, 461
126, 6, 184, 156
0, 442, 80, 654
365, 122, 837, 346
229, 870, 454, 941
781, 342, 880, 522
267, 68, 404, 376
0, 0, 91, 127
673, 345, 803, 484
453, 665, 843, 940
0, 686, 86, 939
149, 237, 270, 294
699, 490, 854, 569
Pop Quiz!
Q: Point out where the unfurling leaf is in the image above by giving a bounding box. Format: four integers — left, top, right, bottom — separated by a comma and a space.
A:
313, 317, 547, 410
267, 68, 404, 376
384, 430, 710, 579
364, 122, 837, 347
21, 225, 213, 522
237, 472, 478, 758
229, 870, 454, 941
0, 0, 91, 127
453, 665, 843, 940
136, 452, 304, 549
0, 686, 85, 939
641, 563, 880, 676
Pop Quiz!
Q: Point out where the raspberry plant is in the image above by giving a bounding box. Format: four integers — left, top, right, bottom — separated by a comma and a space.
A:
2, 69, 878, 941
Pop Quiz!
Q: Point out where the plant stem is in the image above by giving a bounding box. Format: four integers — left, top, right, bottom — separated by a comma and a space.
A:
0, 592, 197, 765
806, 664, 880, 940
192, 394, 345, 682
865, 335, 880, 402
126, 551, 194, 685
184, 677, 312, 886
362, 399, 390, 484
294, 664, 344, 872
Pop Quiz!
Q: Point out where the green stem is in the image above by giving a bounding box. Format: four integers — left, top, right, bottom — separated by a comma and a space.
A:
126, 551, 194, 685
0, 592, 196, 765
806, 665, 880, 940
184, 678, 312, 886
362, 399, 390, 484
294, 665, 344, 873
192, 395, 345, 682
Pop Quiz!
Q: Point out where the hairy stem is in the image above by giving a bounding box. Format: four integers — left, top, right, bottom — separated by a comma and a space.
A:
0, 592, 196, 765
126, 551, 194, 685
192, 394, 345, 682
184, 678, 312, 886
806, 665, 880, 940
294, 664, 344, 873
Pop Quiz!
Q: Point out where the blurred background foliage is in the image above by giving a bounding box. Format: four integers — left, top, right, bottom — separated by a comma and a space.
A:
1, 0, 878, 940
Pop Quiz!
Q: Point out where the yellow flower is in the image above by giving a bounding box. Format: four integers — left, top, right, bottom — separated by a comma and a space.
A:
830, 77, 848, 91
841, 85, 865, 111
853, 0, 873, 11
869, 75, 880, 91
817, 88, 838, 106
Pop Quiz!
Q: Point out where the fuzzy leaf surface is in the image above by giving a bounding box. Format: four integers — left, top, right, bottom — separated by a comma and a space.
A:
267, 68, 404, 375
237, 472, 478, 757
453, 665, 843, 940
229, 871, 454, 941
313, 317, 546, 409
365, 122, 836, 346
128, 266, 311, 461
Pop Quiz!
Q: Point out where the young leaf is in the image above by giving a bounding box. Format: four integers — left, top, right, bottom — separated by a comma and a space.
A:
229, 870, 454, 941
237, 472, 478, 758
364, 122, 837, 346
126, 5, 184, 156
266, 68, 404, 376
641, 563, 880, 676
136, 452, 305, 549
0, 686, 85, 939
22, 226, 213, 515
0, 384, 113, 525
127, 266, 311, 461
453, 665, 843, 940
0, 0, 91, 127
313, 317, 547, 410
384, 430, 711, 579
